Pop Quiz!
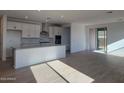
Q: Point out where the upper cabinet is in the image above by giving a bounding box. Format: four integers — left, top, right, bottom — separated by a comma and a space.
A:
22, 23, 41, 38
35, 24, 41, 37
7, 21, 22, 30
7, 21, 41, 38
49, 26, 54, 38
22, 23, 30, 37
53, 27, 62, 35
49, 26, 62, 38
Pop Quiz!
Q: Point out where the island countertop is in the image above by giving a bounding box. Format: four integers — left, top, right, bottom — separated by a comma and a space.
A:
14, 44, 65, 50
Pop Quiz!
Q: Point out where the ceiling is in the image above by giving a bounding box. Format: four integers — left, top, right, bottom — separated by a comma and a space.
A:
0, 10, 124, 24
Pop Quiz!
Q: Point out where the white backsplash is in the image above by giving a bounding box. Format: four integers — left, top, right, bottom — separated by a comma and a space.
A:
21, 37, 53, 47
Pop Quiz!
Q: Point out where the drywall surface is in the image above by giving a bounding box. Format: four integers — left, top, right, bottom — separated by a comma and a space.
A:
107, 22, 124, 52
71, 23, 86, 53
62, 27, 70, 51
86, 22, 124, 52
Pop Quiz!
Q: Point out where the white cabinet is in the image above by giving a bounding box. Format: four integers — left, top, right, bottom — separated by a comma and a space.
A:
15, 45, 66, 69
22, 23, 41, 38
35, 25, 41, 37
28, 24, 36, 37
53, 27, 62, 35
49, 26, 62, 38
7, 21, 41, 38
49, 26, 54, 38
22, 23, 30, 37
7, 21, 22, 30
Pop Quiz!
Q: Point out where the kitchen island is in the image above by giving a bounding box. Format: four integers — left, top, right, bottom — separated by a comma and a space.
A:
14, 45, 66, 69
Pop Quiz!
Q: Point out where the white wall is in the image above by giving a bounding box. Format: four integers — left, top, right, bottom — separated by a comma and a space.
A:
86, 21, 124, 53
107, 22, 124, 52
71, 23, 86, 53
62, 27, 70, 51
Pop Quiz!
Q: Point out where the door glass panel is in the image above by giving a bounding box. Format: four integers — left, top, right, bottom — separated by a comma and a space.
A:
97, 28, 107, 52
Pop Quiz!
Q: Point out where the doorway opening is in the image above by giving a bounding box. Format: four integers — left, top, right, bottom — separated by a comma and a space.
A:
96, 27, 107, 53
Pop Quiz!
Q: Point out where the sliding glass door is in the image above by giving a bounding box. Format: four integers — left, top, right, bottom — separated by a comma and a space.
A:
96, 27, 107, 52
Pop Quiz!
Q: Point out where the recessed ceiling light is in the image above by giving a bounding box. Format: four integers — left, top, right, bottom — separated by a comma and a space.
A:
25, 16, 28, 19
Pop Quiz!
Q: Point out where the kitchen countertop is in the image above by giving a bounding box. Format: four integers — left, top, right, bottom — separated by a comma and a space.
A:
13, 44, 65, 50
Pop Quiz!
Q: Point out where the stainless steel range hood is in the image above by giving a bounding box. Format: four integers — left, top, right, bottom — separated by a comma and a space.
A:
40, 17, 51, 36
40, 23, 49, 36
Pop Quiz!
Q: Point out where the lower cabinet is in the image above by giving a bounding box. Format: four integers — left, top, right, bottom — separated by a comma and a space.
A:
14, 45, 66, 69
